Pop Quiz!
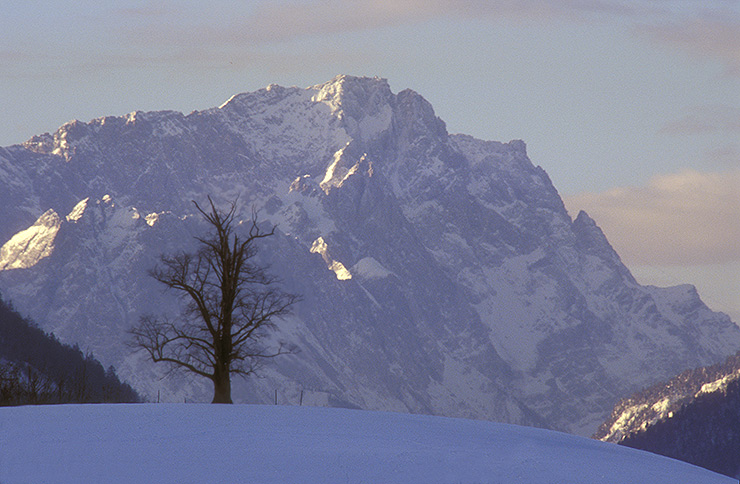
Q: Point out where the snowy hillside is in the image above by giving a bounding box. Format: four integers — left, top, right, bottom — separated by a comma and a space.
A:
596, 351, 740, 443
0, 404, 733, 484
1, 75, 739, 436
596, 352, 740, 478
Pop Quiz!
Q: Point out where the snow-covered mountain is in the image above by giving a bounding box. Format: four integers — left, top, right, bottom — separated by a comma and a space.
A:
1, 75, 738, 435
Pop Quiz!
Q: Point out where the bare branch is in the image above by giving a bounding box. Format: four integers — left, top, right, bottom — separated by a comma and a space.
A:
129, 196, 298, 403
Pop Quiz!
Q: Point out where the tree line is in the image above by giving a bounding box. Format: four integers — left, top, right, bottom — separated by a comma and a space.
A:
0, 296, 140, 406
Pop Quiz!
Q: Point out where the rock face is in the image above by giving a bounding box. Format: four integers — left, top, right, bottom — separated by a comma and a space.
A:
1, 75, 738, 435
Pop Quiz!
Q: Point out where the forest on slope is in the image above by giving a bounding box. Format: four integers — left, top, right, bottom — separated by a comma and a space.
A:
596, 352, 740, 478
0, 294, 140, 405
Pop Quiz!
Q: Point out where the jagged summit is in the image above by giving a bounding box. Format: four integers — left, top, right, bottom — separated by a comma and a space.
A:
219, 75, 393, 116
572, 210, 632, 274
1, 76, 739, 436
311, 75, 393, 110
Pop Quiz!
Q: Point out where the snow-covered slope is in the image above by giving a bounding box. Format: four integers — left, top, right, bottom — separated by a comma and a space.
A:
1, 75, 739, 436
596, 352, 740, 478
0, 209, 61, 270
0, 404, 733, 484
596, 352, 740, 443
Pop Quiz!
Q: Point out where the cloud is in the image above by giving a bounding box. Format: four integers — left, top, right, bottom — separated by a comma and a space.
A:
142, 1, 448, 46
457, 0, 648, 20
119, 0, 653, 50
7, 0, 739, 81
214, 0, 736, 42
660, 105, 740, 135
7, 0, 728, 77
116, 3, 174, 18
238, 1, 740, 79
0, 50, 28, 62
637, 15, 740, 76
564, 169, 740, 265
705, 145, 740, 168
106, 0, 740, 77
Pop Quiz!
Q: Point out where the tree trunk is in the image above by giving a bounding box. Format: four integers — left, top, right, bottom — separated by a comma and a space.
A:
211, 368, 232, 404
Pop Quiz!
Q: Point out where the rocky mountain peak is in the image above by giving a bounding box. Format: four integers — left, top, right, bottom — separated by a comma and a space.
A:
312, 75, 392, 112
393, 87, 448, 143
310, 75, 395, 143
572, 210, 625, 265
573, 210, 616, 251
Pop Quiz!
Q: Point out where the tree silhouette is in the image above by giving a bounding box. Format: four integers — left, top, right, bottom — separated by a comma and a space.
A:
131, 197, 297, 403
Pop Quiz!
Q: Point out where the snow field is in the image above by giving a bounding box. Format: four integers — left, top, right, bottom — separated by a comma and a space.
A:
0, 404, 733, 484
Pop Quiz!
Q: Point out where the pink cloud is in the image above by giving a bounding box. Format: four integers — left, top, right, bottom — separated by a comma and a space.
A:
638, 16, 740, 76
705, 145, 740, 168
660, 105, 740, 135
564, 169, 740, 265
119, 0, 651, 50
98, 1, 737, 75
116, 5, 174, 18
192, 1, 447, 44
9, 0, 739, 82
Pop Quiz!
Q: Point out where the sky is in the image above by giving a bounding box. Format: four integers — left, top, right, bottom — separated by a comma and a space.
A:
1, 0, 738, 320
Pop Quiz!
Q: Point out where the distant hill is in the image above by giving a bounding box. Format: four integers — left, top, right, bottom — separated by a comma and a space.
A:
595, 352, 740, 478
0, 295, 140, 405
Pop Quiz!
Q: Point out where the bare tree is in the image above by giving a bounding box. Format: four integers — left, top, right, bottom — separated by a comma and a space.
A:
130, 197, 298, 403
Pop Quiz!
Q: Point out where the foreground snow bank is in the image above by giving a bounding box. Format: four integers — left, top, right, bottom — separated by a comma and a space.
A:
0, 404, 733, 484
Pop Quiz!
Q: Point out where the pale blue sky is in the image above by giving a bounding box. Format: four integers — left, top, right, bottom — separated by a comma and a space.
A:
2, 0, 739, 319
